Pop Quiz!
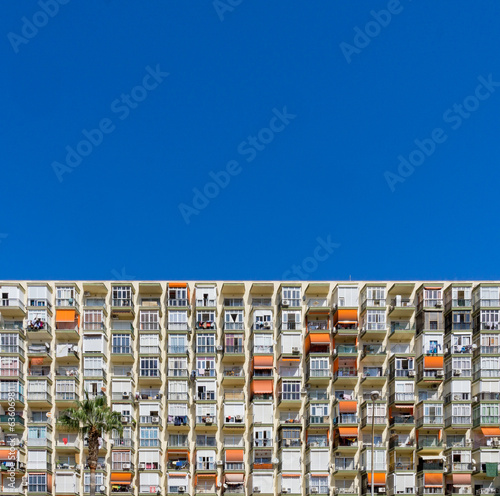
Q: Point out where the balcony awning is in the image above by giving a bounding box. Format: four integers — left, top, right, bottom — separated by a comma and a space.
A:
224, 474, 244, 484
482, 427, 500, 436
56, 309, 76, 322
0, 449, 16, 459
420, 456, 443, 460
195, 474, 216, 485
334, 309, 358, 323
110, 473, 132, 483
424, 356, 443, 369
307, 333, 330, 344
225, 450, 244, 463
282, 357, 301, 362
451, 474, 471, 485
338, 427, 358, 437
253, 356, 273, 369
169, 283, 187, 288
367, 473, 386, 485
424, 473, 443, 487
168, 473, 188, 478
282, 474, 301, 477
339, 401, 357, 413
251, 380, 273, 394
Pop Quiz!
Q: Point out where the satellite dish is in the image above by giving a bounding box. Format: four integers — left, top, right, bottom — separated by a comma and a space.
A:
99, 486, 106, 492
46, 412, 52, 418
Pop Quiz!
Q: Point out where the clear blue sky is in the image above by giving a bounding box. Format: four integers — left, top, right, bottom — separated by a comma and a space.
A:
2, 0, 500, 281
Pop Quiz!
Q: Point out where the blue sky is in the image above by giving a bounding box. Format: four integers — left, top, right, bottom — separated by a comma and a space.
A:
2, 0, 500, 281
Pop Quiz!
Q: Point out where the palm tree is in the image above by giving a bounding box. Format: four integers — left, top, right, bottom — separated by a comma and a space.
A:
58, 392, 123, 496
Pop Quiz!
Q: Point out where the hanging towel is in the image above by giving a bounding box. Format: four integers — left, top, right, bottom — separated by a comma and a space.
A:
485, 463, 498, 477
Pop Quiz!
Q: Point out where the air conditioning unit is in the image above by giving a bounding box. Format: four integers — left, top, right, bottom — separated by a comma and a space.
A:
122, 393, 130, 399
378, 488, 386, 494
121, 416, 129, 423
123, 463, 131, 469
282, 300, 290, 307
205, 417, 213, 425
216, 460, 223, 466
454, 394, 462, 401
99, 486, 106, 493
311, 488, 319, 494
453, 369, 462, 376
179, 487, 186, 493
22, 481, 28, 487
139, 463, 146, 469
292, 347, 300, 354
152, 417, 160, 424
281, 489, 289, 494
253, 487, 261, 493
473, 396, 479, 402
301, 387, 307, 394
285, 439, 291, 446
408, 370, 415, 377
436, 370, 444, 377
471, 344, 478, 350
235, 415, 243, 421
216, 345, 223, 351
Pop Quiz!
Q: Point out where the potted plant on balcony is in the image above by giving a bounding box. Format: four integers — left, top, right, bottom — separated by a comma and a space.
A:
58, 391, 123, 496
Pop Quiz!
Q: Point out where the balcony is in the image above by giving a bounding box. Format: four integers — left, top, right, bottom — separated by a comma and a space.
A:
195, 321, 216, 330
306, 368, 331, 382
279, 412, 301, 424
361, 344, 386, 359
0, 414, 25, 427
0, 298, 26, 316
0, 344, 25, 357
27, 391, 52, 405
0, 368, 23, 380
167, 297, 189, 307
166, 416, 189, 427
196, 298, 216, 307
252, 344, 273, 354
26, 320, 52, 336
334, 368, 357, 382
112, 437, 135, 448
361, 415, 386, 428
279, 437, 301, 448
278, 392, 301, 403
196, 416, 216, 426
0, 391, 24, 404
307, 320, 329, 332
140, 416, 162, 427
253, 438, 272, 448
473, 415, 500, 427
279, 322, 300, 331
222, 367, 245, 384
307, 415, 329, 426
224, 345, 244, 355
473, 392, 500, 401
444, 392, 470, 404
167, 321, 190, 331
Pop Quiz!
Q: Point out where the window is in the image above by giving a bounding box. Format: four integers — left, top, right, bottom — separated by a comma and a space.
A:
282, 287, 301, 306
168, 357, 188, 377
83, 334, 105, 354
56, 380, 76, 400
28, 474, 47, 493
168, 310, 188, 330
140, 427, 160, 447
84, 356, 104, 377
196, 357, 216, 377
140, 310, 159, 330
225, 310, 244, 330
366, 310, 386, 330
112, 334, 131, 354
254, 428, 272, 447
56, 286, 75, 306
139, 334, 159, 354
0, 333, 19, 353
168, 334, 187, 353
196, 311, 216, 328
170, 434, 189, 447
281, 311, 301, 330
253, 334, 273, 353
310, 476, 328, 494
196, 334, 215, 353
140, 358, 159, 377
84, 473, 103, 493
83, 310, 104, 330
225, 334, 244, 353
27, 450, 48, 469
112, 286, 132, 306
281, 382, 300, 400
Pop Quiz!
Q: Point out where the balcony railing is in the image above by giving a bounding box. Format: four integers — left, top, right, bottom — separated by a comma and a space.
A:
252, 345, 273, 354
168, 298, 189, 307
112, 438, 134, 447
224, 345, 244, 354
473, 415, 500, 426
474, 392, 500, 401
278, 392, 301, 401
112, 299, 134, 308
139, 369, 160, 377
167, 322, 189, 331
168, 369, 188, 377
334, 369, 357, 379
167, 392, 189, 401
279, 322, 300, 331
307, 321, 329, 331
473, 369, 500, 380
279, 412, 301, 424
112, 346, 133, 354
307, 415, 329, 425
223, 368, 244, 378
112, 461, 135, 471
27, 391, 52, 402
389, 393, 414, 403
196, 299, 216, 307
477, 345, 500, 354
444, 416, 471, 427
167, 345, 188, 354
27, 437, 52, 448
417, 439, 442, 449
390, 415, 414, 426
0, 298, 25, 310
0, 345, 25, 355
82, 322, 106, 331
334, 414, 358, 424
253, 439, 272, 447
55, 392, 78, 401
224, 322, 244, 331
140, 416, 162, 426
196, 416, 216, 425
0, 392, 24, 402
416, 416, 443, 427
334, 459, 355, 471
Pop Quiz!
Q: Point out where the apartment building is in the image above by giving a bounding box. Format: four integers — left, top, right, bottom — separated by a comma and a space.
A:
0, 281, 499, 496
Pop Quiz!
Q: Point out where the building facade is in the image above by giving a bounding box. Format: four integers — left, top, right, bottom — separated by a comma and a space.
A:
0, 281, 499, 496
